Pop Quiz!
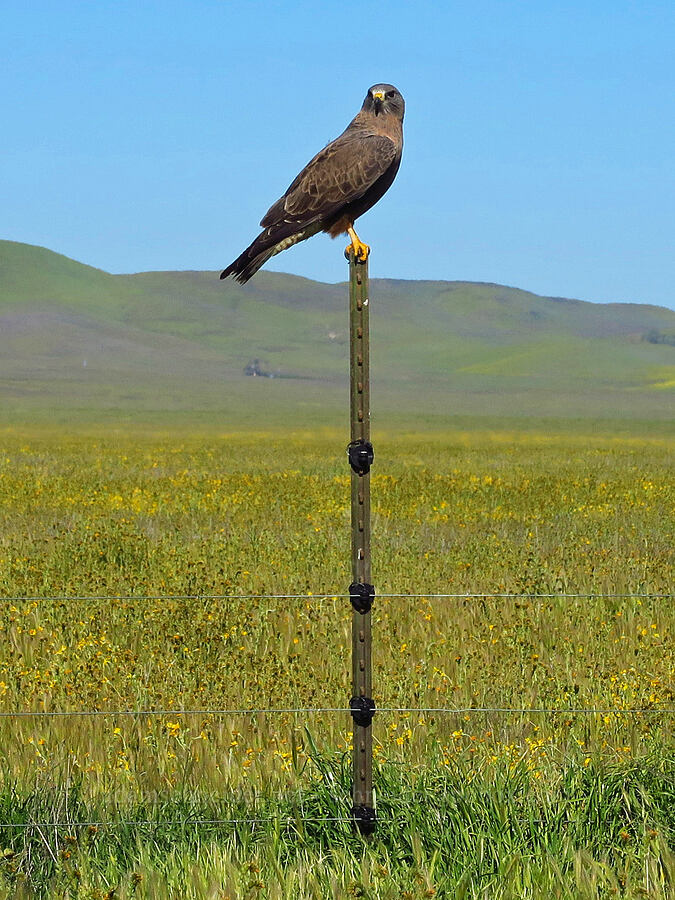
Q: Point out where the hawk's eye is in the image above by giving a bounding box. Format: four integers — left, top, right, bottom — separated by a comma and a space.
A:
386, 90, 395, 99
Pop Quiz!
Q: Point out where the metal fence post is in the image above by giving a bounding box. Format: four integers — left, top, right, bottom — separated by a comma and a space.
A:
346, 249, 376, 835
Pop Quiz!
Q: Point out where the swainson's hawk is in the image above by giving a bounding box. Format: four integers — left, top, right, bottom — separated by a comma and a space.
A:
220, 83, 404, 284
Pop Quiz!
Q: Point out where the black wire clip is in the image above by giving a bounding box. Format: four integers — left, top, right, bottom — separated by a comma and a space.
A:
351, 804, 377, 835
350, 695, 376, 728
349, 581, 375, 614
347, 439, 374, 475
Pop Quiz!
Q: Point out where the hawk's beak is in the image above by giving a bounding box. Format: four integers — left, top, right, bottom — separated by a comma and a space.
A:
372, 91, 385, 101
372, 91, 384, 115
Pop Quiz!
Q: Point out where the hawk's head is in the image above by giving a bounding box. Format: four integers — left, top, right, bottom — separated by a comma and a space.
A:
363, 84, 405, 121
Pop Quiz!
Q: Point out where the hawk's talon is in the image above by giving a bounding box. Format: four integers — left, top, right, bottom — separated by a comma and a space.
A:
345, 227, 370, 262
344, 242, 370, 262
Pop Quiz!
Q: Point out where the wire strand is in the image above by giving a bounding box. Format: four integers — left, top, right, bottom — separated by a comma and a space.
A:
1, 592, 671, 602
1, 706, 672, 719
0, 816, 353, 829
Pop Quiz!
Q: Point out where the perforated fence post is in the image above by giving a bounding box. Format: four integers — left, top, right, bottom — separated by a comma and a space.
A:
346, 250, 376, 835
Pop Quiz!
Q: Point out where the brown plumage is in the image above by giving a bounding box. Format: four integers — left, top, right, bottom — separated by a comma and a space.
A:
220, 83, 404, 284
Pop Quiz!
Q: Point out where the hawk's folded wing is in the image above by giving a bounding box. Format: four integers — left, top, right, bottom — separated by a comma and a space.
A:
261, 134, 397, 229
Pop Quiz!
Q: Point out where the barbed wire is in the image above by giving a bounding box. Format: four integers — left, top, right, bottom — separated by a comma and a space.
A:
1, 705, 672, 719
1, 592, 671, 602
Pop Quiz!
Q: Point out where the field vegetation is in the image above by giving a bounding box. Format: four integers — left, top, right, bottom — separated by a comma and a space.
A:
0, 426, 673, 898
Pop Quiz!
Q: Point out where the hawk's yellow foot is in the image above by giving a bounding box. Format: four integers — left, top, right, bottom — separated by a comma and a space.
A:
345, 226, 370, 261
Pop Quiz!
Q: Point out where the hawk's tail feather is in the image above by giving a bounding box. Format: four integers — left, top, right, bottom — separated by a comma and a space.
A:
220, 222, 320, 284
220, 236, 277, 285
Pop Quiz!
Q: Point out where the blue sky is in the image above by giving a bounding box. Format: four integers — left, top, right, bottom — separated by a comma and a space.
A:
2, 1, 674, 307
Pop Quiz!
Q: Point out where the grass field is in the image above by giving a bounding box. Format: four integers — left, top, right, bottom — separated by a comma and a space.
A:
0, 426, 673, 898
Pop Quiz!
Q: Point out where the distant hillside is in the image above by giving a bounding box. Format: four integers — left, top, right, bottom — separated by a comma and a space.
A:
1, 240, 674, 428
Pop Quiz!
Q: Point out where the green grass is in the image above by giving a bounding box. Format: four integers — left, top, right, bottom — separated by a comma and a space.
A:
0, 426, 673, 896
0, 754, 673, 899
2, 239, 675, 427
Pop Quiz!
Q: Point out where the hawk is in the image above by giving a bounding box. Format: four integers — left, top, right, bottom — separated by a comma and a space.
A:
220, 84, 404, 284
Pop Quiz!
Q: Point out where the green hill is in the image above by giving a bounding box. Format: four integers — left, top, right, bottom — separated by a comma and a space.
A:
1, 239, 673, 429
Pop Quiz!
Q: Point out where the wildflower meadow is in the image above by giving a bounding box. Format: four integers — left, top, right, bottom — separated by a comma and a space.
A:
0, 426, 673, 898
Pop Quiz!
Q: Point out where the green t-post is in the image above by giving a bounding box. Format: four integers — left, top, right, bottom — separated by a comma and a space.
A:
347, 250, 376, 835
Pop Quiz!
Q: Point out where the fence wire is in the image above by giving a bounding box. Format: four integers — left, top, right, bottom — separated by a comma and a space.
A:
1, 706, 673, 719
0, 791, 490, 831
1, 591, 672, 602
0, 816, 354, 830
